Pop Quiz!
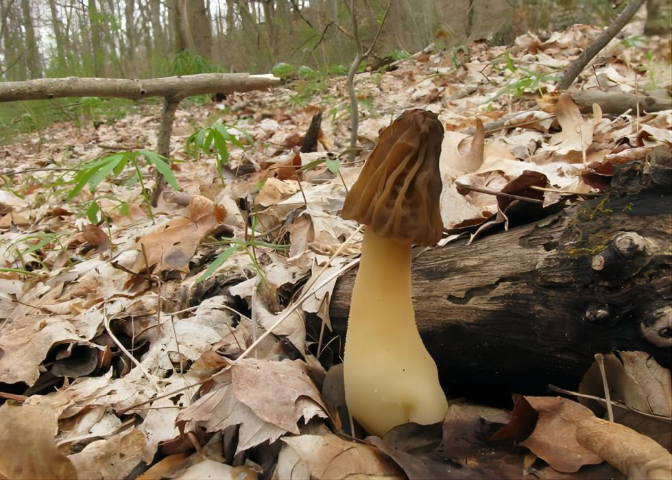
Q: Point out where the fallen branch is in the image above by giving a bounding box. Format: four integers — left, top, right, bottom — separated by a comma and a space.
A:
0, 73, 281, 102
557, 0, 647, 90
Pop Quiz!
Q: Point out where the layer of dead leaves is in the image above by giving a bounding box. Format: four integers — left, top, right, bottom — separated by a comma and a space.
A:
0, 24, 671, 479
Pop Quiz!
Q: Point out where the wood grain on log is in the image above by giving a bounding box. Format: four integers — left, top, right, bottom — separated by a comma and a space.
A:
330, 172, 671, 394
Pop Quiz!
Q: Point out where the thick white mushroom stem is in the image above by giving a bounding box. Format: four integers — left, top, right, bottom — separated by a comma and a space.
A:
344, 228, 448, 436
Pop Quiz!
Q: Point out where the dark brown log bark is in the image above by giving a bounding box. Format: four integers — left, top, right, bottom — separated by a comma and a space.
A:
329, 162, 672, 395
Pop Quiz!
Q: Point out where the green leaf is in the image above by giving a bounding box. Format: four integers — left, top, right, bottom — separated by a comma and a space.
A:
326, 157, 340, 174
86, 155, 127, 192
67, 154, 123, 201
86, 201, 101, 224
119, 202, 130, 217
196, 245, 240, 284
212, 131, 230, 164
139, 150, 181, 190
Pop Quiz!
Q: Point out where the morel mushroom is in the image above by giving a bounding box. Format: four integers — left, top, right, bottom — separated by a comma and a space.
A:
341, 109, 448, 436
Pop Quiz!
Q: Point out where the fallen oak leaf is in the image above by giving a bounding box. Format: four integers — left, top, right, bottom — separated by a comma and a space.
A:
177, 358, 328, 454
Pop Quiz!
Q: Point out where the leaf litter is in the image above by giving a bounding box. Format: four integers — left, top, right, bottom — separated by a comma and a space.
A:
0, 24, 671, 479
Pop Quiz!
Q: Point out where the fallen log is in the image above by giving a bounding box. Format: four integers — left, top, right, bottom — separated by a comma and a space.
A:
0, 73, 280, 102
329, 160, 672, 394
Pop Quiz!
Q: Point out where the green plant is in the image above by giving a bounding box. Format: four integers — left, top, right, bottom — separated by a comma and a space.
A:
298, 65, 318, 79
391, 49, 410, 61
67, 150, 180, 220
171, 49, 226, 76
186, 123, 252, 185
195, 237, 289, 284
491, 51, 561, 98
271, 62, 296, 79
5, 232, 65, 270
328, 64, 348, 75
620, 35, 648, 49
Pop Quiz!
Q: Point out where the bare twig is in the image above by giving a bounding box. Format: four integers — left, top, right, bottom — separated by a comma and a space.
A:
595, 353, 615, 423
455, 182, 545, 204
557, 0, 647, 90
103, 305, 160, 391
347, 0, 393, 162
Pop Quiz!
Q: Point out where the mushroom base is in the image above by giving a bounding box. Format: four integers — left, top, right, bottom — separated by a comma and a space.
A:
343, 229, 448, 436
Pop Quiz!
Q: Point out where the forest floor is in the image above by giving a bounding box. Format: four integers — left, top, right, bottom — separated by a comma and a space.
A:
0, 25, 671, 480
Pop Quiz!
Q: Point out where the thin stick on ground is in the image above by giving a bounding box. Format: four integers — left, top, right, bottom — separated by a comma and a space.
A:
346, 0, 393, 162
556, 0, 647, 90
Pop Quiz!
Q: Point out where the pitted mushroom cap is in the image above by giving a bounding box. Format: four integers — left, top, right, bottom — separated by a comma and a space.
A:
341, 109, 445, 246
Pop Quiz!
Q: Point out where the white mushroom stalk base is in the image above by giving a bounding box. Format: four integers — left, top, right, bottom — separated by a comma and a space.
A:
344, 229, 448, 436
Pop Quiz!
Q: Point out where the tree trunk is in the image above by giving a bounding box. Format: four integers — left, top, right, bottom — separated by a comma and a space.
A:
48, 0, 68, 71
186, 0, 212, 60
125, 0, 135, 67
20, 0, 41, 78
149, 0, 164, 59
168, 0, 184, 55
645, 0, 672, 35
88, 0, 104, 76
175, 0, 197, 54
329, 162, 672, 395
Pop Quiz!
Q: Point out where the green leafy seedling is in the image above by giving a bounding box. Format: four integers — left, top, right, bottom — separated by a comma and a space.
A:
195, 238, 289, 284
67, 150, 180, 220
186, 123, 252, 186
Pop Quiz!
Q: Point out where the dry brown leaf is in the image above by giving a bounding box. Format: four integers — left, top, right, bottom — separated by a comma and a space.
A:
275, 433, 404, 480
548, 94, 596, 155
0, 404, 78, 480
0, 308, 80, 385
177, 358, 328, 454
132, 195, 225, 274
256, 177, 299, 206
580, 351, 672, 418
579, 351, 672, 449
519, 397, 603, 473
576, 417, 672, 480
68, 427, 146, 480
494, 396, 603, 473
176, 460, 258, 480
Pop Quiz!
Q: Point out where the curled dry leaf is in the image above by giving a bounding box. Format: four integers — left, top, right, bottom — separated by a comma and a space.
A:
274, 433, 404, 480
0, 404, 78, 480
576, 417, 672, 480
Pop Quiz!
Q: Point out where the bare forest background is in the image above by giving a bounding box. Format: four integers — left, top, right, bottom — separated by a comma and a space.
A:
1, 0, 670, 83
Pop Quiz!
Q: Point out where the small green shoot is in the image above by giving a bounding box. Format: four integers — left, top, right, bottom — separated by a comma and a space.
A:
67, 150, 180, 219
186, 123, 253, 186
195, 238, 289, 284
391, 49, 410, 61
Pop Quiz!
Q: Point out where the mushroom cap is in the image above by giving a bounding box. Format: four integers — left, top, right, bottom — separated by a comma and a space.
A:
341, 109, 445, 246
